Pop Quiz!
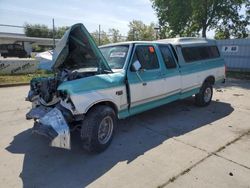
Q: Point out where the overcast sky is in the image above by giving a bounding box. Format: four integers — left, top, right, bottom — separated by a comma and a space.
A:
0, 0, 158, 35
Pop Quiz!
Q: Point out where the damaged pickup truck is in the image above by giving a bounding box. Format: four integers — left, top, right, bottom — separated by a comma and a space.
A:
26, 23, 225, 152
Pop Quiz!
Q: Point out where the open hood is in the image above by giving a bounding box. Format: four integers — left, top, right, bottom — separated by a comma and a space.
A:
52, 23, 111, 72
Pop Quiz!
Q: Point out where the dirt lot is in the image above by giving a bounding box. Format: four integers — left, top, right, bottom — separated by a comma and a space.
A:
0, 79, 250, 188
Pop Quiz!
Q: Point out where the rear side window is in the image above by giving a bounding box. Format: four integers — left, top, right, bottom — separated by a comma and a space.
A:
8, 45, 14, 50
132, 45, 159, 70
13, 44, 23, 50
182, 46, 220, 63
159, 45, 177, 69
0, 45, 7, 50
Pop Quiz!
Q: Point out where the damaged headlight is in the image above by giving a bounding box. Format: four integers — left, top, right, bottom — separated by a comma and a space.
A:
58, 90, 68, 100
58, 90, 76, 111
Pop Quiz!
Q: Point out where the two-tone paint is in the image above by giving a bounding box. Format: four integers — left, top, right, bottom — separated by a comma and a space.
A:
58, 38, 225, 119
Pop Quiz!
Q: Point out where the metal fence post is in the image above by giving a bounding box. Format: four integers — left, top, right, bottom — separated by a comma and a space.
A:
98, 24, 101, 45
52, 18, 56, 49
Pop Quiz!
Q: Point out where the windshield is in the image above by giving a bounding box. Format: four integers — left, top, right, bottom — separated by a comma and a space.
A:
100, 45, 129, 69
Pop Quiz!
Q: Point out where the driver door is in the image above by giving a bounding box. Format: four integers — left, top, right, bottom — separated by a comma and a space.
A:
127, 44, 165, 113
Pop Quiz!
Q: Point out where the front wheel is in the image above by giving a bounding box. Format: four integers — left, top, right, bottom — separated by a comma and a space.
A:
80, 105, 116, 153
195, 83, 213, 107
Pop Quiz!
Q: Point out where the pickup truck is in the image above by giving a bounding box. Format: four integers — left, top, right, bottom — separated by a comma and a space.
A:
26, 23, 225, 153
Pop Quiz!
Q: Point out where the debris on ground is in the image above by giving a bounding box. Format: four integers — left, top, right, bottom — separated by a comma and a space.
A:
216, 89, 223, 92
233, 94, 244, 97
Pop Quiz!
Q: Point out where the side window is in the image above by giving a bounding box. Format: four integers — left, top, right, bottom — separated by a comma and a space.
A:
182, 46, 220, 63
132, 45, 159, 70
159, 45, 177, 69
8, 45, 14, 50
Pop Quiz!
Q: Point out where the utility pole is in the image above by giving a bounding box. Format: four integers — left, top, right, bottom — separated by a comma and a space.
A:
52, 18, 56, 48
98, 24, 101, 46
154, 25, 160, 40
132, 28, 135, 41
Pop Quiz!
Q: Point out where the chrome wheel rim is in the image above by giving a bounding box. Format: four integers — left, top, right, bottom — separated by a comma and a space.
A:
204, 87, 212, 103
98, 116, 113, 144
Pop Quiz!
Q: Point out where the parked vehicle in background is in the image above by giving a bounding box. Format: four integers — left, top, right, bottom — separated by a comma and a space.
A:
25, 23, 225, 153
0, 43, 28, 58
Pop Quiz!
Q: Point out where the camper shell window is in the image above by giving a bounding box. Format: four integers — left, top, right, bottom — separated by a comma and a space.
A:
182, 46, 220, 63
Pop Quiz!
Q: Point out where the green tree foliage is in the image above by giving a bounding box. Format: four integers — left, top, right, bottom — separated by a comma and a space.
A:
214, 1, 249, 39
91, 28, 125, 45
24, 23, 69, 39
214, 29, 230, 40
127, 20, 157, 41
108, 28, 124, 43
152, 0, 249, 38
91, 30, 111, 46
55, 26, 70, 38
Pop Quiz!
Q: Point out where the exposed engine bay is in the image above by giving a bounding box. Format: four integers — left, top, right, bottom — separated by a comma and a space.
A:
26, 23, 110, 107
26, 69, 97, 107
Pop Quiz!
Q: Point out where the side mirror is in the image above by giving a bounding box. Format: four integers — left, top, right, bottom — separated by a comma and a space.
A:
131, 60, 142, 72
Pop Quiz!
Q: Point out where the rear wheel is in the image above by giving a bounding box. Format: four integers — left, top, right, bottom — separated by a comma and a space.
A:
195, 83, 213, 106
80, 105, 116, 153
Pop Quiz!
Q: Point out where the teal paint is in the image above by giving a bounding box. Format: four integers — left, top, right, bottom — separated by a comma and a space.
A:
179, 58, 225, 75
126, 43, 164, 84
118, 87, 200, 119
118, 109, 129, 119
58, 72, 125, 94
180, 88, 200, 99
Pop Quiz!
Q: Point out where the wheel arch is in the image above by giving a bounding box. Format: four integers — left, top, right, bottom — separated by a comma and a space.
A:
85, 100, 118, 116
203, 75, 215, 86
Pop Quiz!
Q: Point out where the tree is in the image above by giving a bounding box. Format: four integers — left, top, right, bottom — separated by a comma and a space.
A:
55, 26, 70, 38
151, 0, 193, 38
215, 17, 249, 39
91, 30, 111, 46
24, 23, 51, 38
24, 23, 69, 38
108, 28, 124, 43
127, 20, 157, 41
152, 0, 249, 38
214, 29, 230, 39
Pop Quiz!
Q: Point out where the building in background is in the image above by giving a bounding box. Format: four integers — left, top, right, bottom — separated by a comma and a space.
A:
0, 32, 59, 57
217, 39, 250, 72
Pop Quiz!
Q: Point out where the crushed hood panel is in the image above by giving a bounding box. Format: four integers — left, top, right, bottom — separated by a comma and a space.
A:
52, 23, 111, 72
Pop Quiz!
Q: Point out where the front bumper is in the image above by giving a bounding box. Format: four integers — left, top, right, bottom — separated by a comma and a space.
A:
26, 106, 71, 150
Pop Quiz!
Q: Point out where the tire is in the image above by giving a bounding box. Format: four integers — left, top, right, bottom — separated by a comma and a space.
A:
195, 82, 213, 107
80, 105, 116, 153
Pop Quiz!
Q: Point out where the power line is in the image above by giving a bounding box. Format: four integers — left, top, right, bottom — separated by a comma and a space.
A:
0, 23, 129, 39
0, 24, 24, 28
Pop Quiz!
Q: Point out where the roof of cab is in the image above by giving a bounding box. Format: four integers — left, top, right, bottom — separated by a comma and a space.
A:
99, 37, 216, 48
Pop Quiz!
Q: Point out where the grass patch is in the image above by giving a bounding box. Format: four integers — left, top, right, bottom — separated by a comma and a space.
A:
226, 71, 250, 80
1, 70, 249, 85
0, 70, 53, 85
